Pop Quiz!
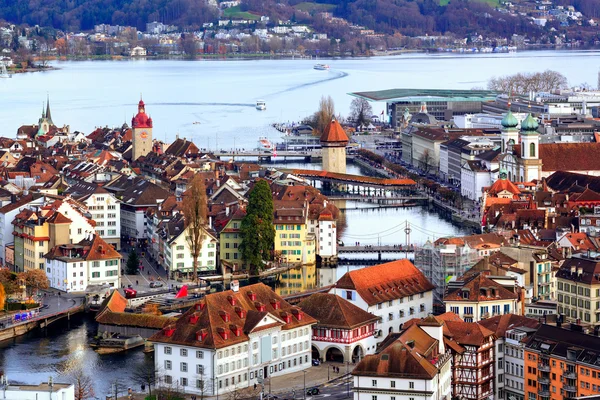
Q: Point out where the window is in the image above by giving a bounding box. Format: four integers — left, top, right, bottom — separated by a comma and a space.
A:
164, 375, 172, 384
530, 142, 536, 158
181, 362, 188, 372
197, 350, 204, 359
197, 365, 204, 374
164, 346, 172, 354
391, 381, 396, 388
409, 382, 414, 389
165, 360, 172, 370
372, 380, 377, 387
181, 349, 188, 357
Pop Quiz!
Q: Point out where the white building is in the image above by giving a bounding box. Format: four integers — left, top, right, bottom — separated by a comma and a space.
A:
351, 317, 452, 400
160, 214, 218, 276
331, 259, 435, 341
453, 113, 528, 129
149, 283, 316, 396
45, 234, 121, 292
298, 293, 380, 363
0, 378, 74, 400
461, 160, 491, 201
315, 210, 337, 261
64, 181, 121, 250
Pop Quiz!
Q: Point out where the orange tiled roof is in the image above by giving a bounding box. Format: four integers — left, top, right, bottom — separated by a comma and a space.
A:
320, 119, 349, 143
335, 260, 434, 306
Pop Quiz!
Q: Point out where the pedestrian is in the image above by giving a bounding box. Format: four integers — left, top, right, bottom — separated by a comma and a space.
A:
136, 280, 139, 285
141, 384, 145, 392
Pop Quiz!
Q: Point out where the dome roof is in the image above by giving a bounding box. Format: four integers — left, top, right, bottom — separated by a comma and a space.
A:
132, 99, 153, 129
501, 110, 519, 128
521, 113, 539, 132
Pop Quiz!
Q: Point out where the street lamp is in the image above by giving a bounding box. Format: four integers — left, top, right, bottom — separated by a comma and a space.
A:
303, 370, 307, 400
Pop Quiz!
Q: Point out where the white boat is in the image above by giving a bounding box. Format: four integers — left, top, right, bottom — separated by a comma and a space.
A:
257, 137, 273, 152
0, 64, 11, 79
256, 100, 266, 110
313, 64, 330, 70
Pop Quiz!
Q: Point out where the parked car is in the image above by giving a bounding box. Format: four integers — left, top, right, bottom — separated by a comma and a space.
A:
312, 359, 320, 366
124, 288, 137, 299
306, 388, 320, 396
150, 281, 164, 288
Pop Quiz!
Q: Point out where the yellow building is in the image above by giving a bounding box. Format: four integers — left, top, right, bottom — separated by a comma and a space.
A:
273, 200, 316, 265
218, 209, 246, 271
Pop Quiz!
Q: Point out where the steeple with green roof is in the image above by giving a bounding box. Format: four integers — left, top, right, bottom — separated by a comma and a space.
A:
520, 113, 539, 134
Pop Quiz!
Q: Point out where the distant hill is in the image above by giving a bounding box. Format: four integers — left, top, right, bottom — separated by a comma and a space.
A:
0, 0, 217, 31
0, 0, 554, 39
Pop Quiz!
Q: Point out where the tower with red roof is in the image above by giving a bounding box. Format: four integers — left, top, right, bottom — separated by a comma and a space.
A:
320, 118, 349, 174
131, 98, 153, 161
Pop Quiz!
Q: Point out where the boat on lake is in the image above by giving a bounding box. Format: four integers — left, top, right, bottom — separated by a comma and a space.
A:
313, 64, 330, 70
256, 100, 266, 110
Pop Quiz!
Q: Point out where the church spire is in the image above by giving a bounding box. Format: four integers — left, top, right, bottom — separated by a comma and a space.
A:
46, 94, 53, 125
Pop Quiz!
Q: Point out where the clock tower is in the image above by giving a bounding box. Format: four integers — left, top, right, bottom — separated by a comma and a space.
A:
131, 99, 153, 161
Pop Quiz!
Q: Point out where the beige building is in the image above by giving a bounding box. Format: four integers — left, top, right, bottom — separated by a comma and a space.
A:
131, 99, 153, 161
555, 252, 600, 329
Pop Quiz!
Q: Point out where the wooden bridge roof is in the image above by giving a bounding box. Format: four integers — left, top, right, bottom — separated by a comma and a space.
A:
289, 169, 416, 187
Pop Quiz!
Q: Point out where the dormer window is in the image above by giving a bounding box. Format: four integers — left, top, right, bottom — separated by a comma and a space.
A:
291, 308, 303, 321
195, 302, 206, 312
189, 314, 199, 324
247, 291, 257, 301
235, 306, 246, 319
230, 325, 242, 337
164, 326, 175, 337
462, 289, 470, 299
218, 327, 229, 340
255, 302, 266, 312
196, 330, 208, 341
227, 295, 236, 306
219, 311, 231, 322
270, 299, 281, 310
280, 312, 292, 324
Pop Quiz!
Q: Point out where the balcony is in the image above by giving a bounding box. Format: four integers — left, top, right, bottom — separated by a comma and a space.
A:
538, 377, 550, 385
563, 370, 577, 379
538, 363, 551, 372
538, 390, 551, 397
564, 385, 577, 393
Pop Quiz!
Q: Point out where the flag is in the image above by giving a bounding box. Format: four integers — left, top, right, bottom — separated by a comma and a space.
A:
175, 285, 188, 298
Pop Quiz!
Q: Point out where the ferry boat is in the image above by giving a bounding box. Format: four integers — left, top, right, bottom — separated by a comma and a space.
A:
256, 100, 266, 110
313, 64, 330, 71
257, 137, 274, 152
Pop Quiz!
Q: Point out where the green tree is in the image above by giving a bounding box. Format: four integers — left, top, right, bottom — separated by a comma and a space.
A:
126, 249, 140, 275
240, 180, 275, 272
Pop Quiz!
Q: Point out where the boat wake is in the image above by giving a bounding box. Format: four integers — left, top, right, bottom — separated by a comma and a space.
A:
267, 69, 349, 96
153, 102, 256, 107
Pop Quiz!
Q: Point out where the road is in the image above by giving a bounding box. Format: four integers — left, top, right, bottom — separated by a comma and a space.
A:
0, 291, 84, 328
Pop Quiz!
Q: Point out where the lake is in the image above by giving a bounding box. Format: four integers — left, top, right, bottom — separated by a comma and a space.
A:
2, 50, 600, 150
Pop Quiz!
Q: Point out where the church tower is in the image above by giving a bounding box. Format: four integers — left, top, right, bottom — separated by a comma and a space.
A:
320, 118, 349, 174
131, 98, 153, 161
500, 109, 519, 153
520, 113, 542, 182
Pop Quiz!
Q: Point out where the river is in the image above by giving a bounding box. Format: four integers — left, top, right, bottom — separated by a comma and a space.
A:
2, 50, 600, 149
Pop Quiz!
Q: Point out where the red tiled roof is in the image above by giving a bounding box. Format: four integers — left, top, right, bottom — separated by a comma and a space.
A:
478, 314, 540, 338
298, 293, 380, 329
320, 119, 349, 143
443, 271, 518, 302
539, 143, 600, 172
442, 320, 495, 346
335, 260, 434, 307
149, 283, 317, 349
487, 178, 521, 197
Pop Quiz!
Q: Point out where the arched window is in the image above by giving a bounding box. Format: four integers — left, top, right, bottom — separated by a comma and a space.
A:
530, 142, 536, 158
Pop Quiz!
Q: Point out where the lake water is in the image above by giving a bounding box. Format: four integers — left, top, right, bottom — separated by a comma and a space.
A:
0, 49, 594, 390
2, 50, 600, 149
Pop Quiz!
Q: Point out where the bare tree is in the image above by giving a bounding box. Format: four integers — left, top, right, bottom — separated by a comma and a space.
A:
487, 70, 568, 94
131, 359, 159, 397
420, 150, 433, 173
196, 371, 213, 400
313, 96, 335, 136
349, 97, 373, 129
70, 370, 95, 400
182, 175, 208, 282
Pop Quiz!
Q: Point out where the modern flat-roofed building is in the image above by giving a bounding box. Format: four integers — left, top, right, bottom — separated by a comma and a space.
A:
349, 89, 500, 129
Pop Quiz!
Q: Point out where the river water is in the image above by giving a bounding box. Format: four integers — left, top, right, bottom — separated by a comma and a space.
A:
2, 50, 600, 148
0, 49, 592, 390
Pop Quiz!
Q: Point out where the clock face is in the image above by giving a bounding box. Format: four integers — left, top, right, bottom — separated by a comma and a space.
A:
139, 131, 148, 139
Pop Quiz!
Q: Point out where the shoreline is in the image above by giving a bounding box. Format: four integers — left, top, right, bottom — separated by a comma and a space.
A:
30, 45, 600, 65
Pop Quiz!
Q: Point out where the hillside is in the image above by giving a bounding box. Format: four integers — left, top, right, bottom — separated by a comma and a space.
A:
0, 0, 565, 39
